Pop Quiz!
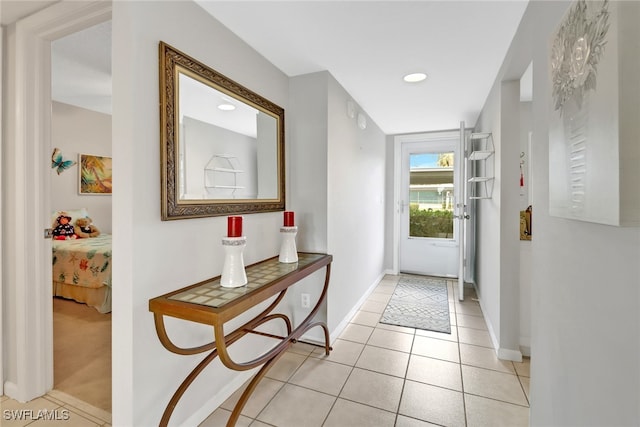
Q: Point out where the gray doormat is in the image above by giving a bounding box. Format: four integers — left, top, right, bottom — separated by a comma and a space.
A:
380, 275, 451, 334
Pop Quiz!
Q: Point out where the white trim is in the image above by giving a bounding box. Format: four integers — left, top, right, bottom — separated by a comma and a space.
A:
0, 19, 4, 398
4, 13, 54, 403
498, 347, 523, 363
457, 121, 465, 301
330, 271, 385, 342
477, 293, 500, 350
394, 130, 462, 277
477, 290, 523, 362
392, 137, 401, 274
2, 0, 111, 402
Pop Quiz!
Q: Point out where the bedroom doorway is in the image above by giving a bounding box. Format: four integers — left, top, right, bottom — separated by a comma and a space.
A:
50, 19, 113, 413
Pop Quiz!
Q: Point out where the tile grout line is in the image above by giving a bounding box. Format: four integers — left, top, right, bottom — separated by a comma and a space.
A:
453, 294, 469, 427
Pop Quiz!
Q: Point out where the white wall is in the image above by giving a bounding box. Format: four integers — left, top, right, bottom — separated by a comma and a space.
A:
288, 72, 330, 339
519, 101, 532, 355
474, 79, 524, 359
473, 86, 504, 353
497, 80, 522, 359
111, 3, 388, 425
256, 112, 278, 199
480, 1, 640, 424
530, 2, 640, 424
51, 101, 112, 233
289, 72, 329, 254
111, 2, 289, 425
326, 74, 386, 334
383, 136, 396, 272
289, 71, 387, 337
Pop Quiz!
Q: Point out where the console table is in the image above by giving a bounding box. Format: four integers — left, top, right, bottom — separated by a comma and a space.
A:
149, 252, 333, 427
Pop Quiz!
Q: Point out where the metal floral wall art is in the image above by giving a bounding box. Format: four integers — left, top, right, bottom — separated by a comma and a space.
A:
548, 0, 634, 226
550, 0, 610, 115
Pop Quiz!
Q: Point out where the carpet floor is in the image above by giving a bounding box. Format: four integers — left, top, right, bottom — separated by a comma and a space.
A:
53, 297, 112, 412
380, 275, 451, 334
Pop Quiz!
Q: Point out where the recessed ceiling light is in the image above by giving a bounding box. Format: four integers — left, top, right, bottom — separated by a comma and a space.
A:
218, 103, 236, 111
403, 72, 427, 83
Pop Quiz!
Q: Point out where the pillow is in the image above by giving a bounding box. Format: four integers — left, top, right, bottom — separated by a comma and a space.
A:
51, 208, 89, 228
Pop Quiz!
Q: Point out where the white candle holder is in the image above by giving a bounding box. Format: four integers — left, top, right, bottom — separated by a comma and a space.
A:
279, 226, 298, 263
220, 236, 248, 287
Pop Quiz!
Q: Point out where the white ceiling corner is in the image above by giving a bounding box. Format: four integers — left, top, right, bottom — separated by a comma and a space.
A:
7, 1, 530, 134
195, 0, 530, 134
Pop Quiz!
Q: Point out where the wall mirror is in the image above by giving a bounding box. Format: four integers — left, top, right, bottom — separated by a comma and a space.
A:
160, 42, 285, 220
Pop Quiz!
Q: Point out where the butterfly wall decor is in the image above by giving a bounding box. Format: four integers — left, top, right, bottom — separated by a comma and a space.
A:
51, 148, 76, 175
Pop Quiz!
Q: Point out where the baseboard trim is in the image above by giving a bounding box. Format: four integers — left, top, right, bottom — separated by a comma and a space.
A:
182, 369, 256, 427
498, 347, 523, 362
185, 270, 388, 426
476, 294, 499, 351
475, 288, 523, 363
3, 381, 21, 402
330, 272, 385, 341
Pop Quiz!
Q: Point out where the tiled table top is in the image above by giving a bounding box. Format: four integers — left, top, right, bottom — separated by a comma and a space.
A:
169, 253, 325, 308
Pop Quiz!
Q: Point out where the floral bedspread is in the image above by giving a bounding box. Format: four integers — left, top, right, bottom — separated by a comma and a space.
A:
52, 234, 112, 289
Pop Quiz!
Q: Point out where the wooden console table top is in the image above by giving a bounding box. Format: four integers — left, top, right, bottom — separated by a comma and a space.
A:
149, 252, 330, 325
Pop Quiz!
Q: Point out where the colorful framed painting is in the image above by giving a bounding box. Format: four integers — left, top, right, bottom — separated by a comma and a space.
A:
79, 154, 112, 195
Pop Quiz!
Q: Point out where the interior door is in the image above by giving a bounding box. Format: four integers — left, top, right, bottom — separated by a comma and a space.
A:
399, 134, 462, 277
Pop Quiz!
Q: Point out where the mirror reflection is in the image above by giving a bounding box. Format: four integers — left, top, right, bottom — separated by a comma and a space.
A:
178, 73, 279, 200
160, 42, 285, 220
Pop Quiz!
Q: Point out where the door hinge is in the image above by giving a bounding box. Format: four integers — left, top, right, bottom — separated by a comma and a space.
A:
44, 228, 53, 239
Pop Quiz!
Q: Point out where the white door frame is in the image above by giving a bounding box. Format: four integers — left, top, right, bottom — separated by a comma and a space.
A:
392, 130, 462, 276
2, 0, 111, 402
1, 11, 4, 398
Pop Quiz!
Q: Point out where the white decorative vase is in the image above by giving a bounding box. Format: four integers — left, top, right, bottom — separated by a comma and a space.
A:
278, 226, 298, 263
220, 236, 248, 287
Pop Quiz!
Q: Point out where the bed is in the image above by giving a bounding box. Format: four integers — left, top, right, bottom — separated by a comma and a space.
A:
51, 209, 112, 313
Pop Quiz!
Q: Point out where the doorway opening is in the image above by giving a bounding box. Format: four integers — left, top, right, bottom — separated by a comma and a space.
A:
395, 132, 462, 278
50, 20, 112, 413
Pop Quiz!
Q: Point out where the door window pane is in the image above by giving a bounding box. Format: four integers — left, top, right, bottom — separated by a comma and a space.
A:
409, 152, 454, 239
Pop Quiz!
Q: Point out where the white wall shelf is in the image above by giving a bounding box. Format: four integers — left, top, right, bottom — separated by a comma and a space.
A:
205, 155, 245, 194
468, 132, 494, 200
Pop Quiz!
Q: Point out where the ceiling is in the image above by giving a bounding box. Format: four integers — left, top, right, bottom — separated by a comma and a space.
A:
196, 1, 529, 134
0, 0, 60, 26
51, 20, 113, 115
2, 0, 530, 135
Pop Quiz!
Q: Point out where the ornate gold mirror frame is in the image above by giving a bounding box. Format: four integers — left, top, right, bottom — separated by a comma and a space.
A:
160, 42, 285, 220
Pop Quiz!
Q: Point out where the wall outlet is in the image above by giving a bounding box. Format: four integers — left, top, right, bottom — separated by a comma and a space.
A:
301, 293, 311, 308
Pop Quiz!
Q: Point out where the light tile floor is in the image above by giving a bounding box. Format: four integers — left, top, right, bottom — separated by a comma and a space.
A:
0, 389, 112, 427
201, 275, 530, 426
1, 275, 530, 427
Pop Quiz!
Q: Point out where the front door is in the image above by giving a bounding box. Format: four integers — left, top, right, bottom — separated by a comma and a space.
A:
399, 134, 461, 277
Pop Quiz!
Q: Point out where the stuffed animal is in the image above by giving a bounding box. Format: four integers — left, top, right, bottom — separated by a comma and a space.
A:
52, 213, 77, 240
74, 217, 101, 238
